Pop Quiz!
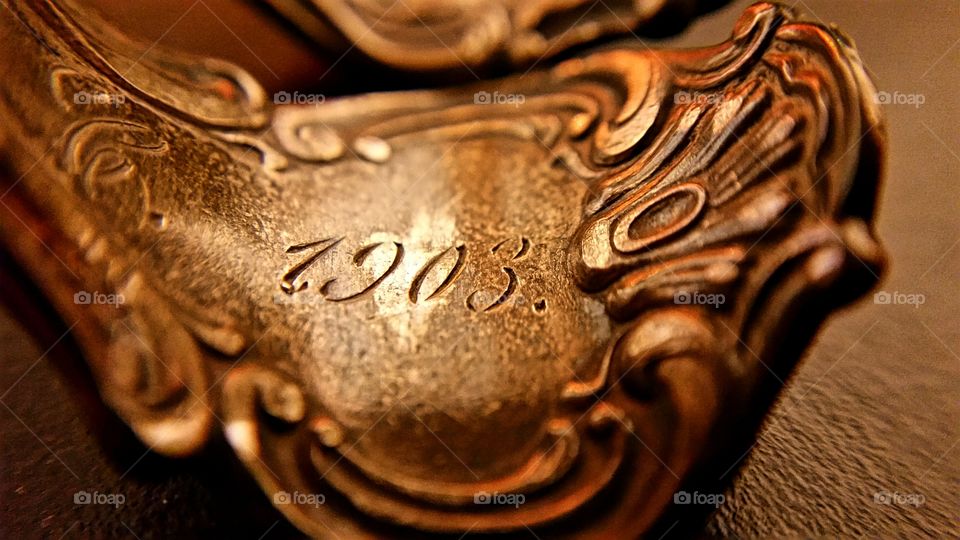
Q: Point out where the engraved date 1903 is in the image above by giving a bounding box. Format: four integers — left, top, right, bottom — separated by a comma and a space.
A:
278, 235, 544, 313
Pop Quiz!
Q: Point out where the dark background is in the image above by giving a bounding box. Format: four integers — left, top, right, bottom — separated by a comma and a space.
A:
1, 1, 957, 537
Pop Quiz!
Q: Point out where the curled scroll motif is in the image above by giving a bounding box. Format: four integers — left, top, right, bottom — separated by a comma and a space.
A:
561, 4, 886, 535
38, 1, 269, 129
60, 118, 167, 228
97, 272, 214, 456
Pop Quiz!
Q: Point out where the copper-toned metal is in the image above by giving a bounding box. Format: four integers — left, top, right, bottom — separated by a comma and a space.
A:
262, 0, 714, 72
0, 1, 885, 537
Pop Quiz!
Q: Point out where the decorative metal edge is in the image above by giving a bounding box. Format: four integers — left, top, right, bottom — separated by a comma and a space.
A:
262, 0, 712, 71
0, 1, 886, 537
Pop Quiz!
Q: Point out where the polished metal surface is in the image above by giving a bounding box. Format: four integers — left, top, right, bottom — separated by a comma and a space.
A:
0, 1, 886, 537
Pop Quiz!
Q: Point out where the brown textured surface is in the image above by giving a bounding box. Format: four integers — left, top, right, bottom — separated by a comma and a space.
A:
0, 250, 302, 538
683, 1, 959, 537
0, 1, 957, 538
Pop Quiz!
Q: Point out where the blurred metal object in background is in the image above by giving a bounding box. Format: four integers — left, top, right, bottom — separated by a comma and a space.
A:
263, 0, 724, 72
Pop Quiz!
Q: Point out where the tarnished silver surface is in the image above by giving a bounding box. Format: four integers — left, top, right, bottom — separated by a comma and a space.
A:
0, 1, 885, 537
